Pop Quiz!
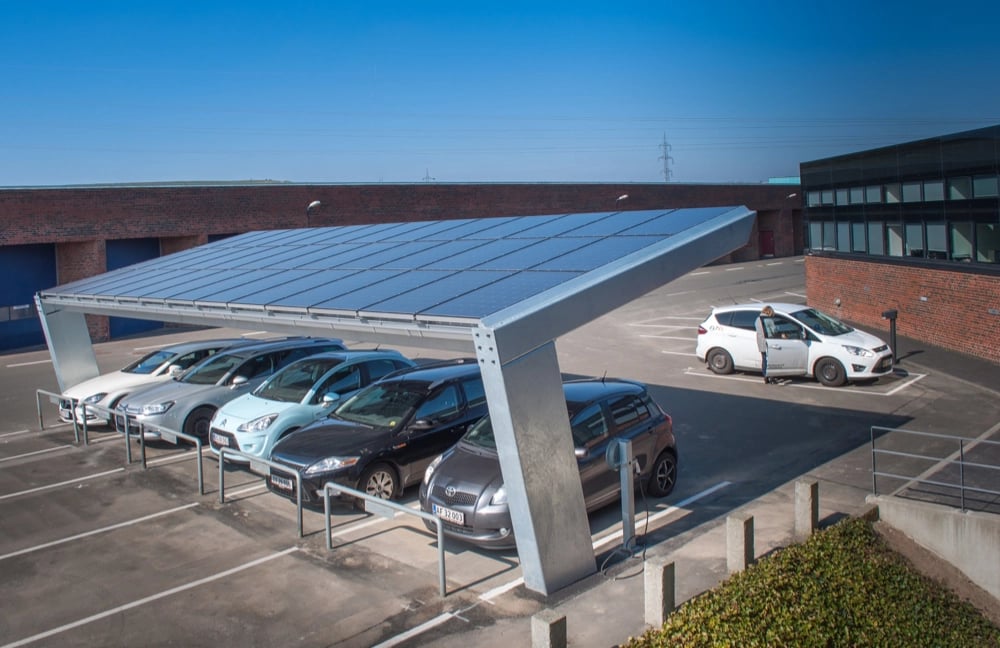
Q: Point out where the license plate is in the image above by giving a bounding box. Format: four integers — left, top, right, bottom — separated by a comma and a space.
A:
879, 357, 893, 370
211, 432, 230, 447
432, 503, 465, 526
270, 474, 294, 491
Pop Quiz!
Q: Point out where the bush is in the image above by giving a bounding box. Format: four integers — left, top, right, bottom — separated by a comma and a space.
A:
624, 517, 1000, 647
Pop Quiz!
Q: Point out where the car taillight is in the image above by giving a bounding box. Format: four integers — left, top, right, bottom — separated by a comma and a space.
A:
697, 325, 707, 334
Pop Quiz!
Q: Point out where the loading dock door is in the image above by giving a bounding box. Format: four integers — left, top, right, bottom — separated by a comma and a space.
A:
107, 238, 163, 338
0, 243, 56, 351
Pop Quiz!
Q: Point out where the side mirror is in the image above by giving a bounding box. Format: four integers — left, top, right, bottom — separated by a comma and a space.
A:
410, 419, 435, 431
231, 375, 248, 388
321, 392, 340, 405
167, 364, 183, 376
574, 447, 589, 460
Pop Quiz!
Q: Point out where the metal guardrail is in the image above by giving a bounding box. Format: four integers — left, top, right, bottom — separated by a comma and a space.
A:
321, 481, 448, 597
871, 425, 1000, 512
35, 388, 83, 444
217, 447, 304, 538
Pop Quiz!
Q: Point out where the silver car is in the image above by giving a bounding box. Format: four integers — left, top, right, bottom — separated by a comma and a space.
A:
115, 337, 345, 441
59, 337, 248, 426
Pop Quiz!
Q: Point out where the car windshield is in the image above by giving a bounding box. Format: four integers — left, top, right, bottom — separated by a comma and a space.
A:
332, 383, 425, 429
180, 354, 243, 385
790, 308, 854, 336
462, 416, 496, 450
122, 349, 174, 375
255, 358, 341, 403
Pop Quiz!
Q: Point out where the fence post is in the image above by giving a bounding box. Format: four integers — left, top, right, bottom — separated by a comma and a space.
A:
794, 480, 819, 541
727, 514, 754, 574
531, 609, 566, 648
644, 558, 675, 627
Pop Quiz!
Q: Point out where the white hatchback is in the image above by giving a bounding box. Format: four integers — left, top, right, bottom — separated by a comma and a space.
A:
694, 303, 894, 386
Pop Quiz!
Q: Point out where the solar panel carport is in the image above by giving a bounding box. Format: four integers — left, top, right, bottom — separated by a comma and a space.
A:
35, 206, 755, 595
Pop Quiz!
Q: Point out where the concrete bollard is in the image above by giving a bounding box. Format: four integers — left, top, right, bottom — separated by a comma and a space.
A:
794, 480, 819, 541
644, 557, 675, 627
531, 609, 567, 648
726, 514, 754, 573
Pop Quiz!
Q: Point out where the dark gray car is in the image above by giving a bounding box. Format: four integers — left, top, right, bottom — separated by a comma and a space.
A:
418, 378, 678, 550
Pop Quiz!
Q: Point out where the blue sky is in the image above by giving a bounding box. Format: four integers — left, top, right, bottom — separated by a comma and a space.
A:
2, 1, 999, 186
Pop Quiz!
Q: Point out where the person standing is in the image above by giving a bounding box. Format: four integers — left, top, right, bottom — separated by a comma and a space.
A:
755, 305, 775, 384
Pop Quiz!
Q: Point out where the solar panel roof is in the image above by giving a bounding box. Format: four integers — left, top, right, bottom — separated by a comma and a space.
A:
39, 207, 754, 332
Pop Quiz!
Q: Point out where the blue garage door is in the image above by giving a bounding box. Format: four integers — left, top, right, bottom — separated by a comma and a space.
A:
0, 244, 56, 352
107, 238, 164, 339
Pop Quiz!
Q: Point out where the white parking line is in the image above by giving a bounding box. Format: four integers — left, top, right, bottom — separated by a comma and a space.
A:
0, 503, 199, 562
682, 368, 928, 396
724, 267, 745, 272
0, 468, 125, 502
641, 335, 694, 341
0, 548, 298, 648
0, 446, 73, 464
661, 350, 697, 357
0, 429, 31, 439
5, 359, 52, 368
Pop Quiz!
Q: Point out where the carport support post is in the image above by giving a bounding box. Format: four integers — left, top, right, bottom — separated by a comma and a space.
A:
726, 514, 754, 573
34, 296, 101, 393
475, 333, 596, 595
794, 480, 819, 541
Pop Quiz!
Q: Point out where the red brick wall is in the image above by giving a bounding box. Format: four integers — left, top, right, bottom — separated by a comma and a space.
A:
55, 240, 107, 341
805, 255, 1000, 364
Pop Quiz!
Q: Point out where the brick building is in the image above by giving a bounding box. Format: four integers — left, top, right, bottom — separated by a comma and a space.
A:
801, 125, 1000, 365
1, 182, 801, 351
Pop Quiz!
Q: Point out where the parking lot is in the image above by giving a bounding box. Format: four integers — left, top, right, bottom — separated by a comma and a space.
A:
2, 257, 998, 647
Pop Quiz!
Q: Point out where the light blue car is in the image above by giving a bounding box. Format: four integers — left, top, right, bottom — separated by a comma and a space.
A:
208, 349, 415, 464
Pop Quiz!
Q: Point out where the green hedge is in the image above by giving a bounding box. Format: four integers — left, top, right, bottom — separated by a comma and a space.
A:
624, 517, 1000, 647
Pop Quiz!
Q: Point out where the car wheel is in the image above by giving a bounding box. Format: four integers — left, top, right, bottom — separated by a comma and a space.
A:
707, 348, 734, 374
646, 450, 677, 497
815, 358, 846, 387
183, 406, 215, 441
360, 463, 398, 500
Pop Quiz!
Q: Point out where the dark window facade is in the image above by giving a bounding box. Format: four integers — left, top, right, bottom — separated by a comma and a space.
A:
801, 125, 1000, 265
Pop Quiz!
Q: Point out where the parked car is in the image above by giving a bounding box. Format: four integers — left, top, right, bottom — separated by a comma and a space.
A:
695, 302, 893, 386
208, 349, 416, 463
418, 378, 677, 550
59, 337, 248, 426
114, 337, 345, 441
266, 359, 487, 505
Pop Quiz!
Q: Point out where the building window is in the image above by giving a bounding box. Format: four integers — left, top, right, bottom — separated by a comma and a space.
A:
973, 175, 999, 198
807, 191, 822, 207
823, 221, 836, 250
902, 182, 922, 203
808, 222, 822, 250
887, 224, 904, 256
851, 222, 866, 252
926, 222, 947, 259
951, 222, 973, 261
948, 177, 972, 200
923, 180, 944, 202
821, 190, 835, 205
837, 222, 851, 251
865, 185, 882, 203
885, 183, 902, 203
905, 223, 924, 257
849, 187, 864, 204
836, 188, 849, 205
868, 222, 885, 255
977, 223, 1000, 263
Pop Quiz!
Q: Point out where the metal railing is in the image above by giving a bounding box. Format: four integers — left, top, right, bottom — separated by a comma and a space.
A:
321, 481, 448, 597
218, 447, 304, 537
35, 388, 84, 444
871, 425, 1000, 512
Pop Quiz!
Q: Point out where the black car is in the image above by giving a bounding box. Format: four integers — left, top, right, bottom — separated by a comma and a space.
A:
266, 359, 487, 505
418, 378, 677, 550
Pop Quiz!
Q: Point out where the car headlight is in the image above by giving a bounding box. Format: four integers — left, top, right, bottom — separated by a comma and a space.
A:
83, 393, 108, 405
304, 456, 360, 475
842, 345, 874, 358
490, 484, 508, 506
139, 401, 174, 415
237, 414, 278, 433
424, 454, 443, 485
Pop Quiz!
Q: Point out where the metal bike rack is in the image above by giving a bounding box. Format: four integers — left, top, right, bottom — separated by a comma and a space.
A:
218, 447, 304, 538
321, 481, 448, 597
34, 388, 82, 444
